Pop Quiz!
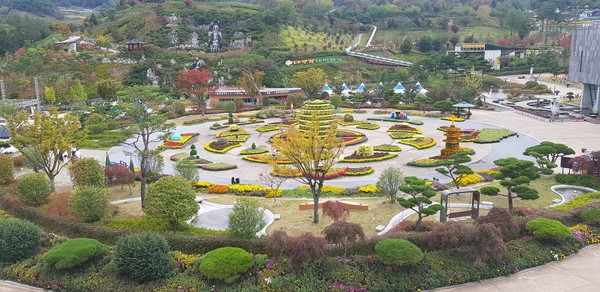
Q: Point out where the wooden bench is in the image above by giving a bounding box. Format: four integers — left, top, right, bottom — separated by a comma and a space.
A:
448, 210, 473, 218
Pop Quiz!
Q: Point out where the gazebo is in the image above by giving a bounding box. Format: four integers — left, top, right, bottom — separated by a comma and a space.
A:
125, 38, 147, 51
452, 101, 476, 119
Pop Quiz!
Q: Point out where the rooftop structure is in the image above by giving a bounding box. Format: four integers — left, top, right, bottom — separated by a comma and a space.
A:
209, 87, 303, 106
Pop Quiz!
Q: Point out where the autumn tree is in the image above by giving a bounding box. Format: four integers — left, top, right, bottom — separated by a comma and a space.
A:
272, 111, 345, 224
291, 68, 327, 99
322, 200, 350, 222
105, 165, 135, 194
489, 158, 542, 213
44, 86, 56, 104
117, 86, 174, 207
322, 221, 365, 256
8, 108, 86, 192
435, 151, 474, 189
237, 70, 265, 109
397, 177, 444, 231
145, 176, 199, 232
68, 158, 105, 188
290, 233, 326, 266
377, 166, 405, 203
523, 141, 575, 172
174, 69, 211, 115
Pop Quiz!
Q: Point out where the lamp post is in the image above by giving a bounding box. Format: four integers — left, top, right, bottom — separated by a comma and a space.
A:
486, 85, 493, 104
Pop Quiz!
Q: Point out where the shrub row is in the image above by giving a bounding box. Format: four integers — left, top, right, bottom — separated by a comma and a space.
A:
0, 196, 266, 254
555, 174, 600, 190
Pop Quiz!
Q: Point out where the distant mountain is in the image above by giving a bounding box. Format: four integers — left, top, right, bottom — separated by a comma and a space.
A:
0, 0, 113, 18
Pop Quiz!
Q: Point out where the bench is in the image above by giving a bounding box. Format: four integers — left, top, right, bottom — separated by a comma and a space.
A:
448, 210, 473, 218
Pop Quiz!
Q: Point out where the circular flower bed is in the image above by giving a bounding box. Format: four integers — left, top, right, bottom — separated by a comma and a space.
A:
441, 116, 465, 122
406, 158, 443, 167
216, 129, 250, 137
204, 141, 241, 154
242, 154, 292, 164
269, 129, 368, 146
227, 136, 248, 142
169, 153, 212, 165
398, 137, 437, 149
200, 163, 237, 171
339, 152, 398, 163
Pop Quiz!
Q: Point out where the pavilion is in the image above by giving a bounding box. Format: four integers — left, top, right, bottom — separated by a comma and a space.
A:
125, 38, 148, 51
322, 84, 333, 96
452, 101, 476, 119
393, 82, 405, 94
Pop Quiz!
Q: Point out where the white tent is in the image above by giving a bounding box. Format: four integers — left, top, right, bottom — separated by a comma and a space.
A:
355, 83, 366, 93
415, 81, 428, 94
393, 82, 405, 94
341, 83, 352, 97
322, 83, 334, 96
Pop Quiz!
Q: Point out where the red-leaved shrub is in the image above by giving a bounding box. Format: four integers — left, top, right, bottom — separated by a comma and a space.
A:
40, 192, 72, 217
389, 220, 416, 233
265, 229, 291, 258
291, 232, 326, 266
322, 200, 349, 222
428, 222, 472, 253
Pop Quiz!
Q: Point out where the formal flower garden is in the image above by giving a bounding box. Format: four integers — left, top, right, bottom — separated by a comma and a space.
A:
2, 103, 598, 292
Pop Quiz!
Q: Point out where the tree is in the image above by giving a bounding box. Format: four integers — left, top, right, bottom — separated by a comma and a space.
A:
322, 200, 349, 222
237, 70, 265, 109
0, 154, 14, 185
69, 80, 88, 103
68, 158, 105, 188
174, 69, 211, 114
377, 166, 405, 203
95, 79, 123, 101
105, 165, 134, 194
44, 86, 56, 104
349, 93, 365, 109
68, 186, 109, 223
291, 68, 327, 99
492, 158, 542, 213
8, 108, 87, 192
228, 198, 266, 238
258, 160, 292, 203
174, 158, 200, 182
463, 70, 483, 92
145, 176, 199, 232
322, 221, 365, 256
397, 177, 444, 231
523, 141, 575, 171
399, 38, 412, 54
435, 151, 474, 189
117, 86, 175, 207
18, 173, 52, 207
272, 112, 345, 224
504, 9, 531, 38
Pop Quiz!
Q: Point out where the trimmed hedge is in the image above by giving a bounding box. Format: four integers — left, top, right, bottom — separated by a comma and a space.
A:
18, 173, 52, 207
199, 247, 254, 283
116, 233, 175, 283
0, 218, 42, 263
44, 238, 106, 269
0, 196, 266, 254
375, 239, 424, 266
525, 218, 572, 241
0, 153, 14, 185
555, 174, 600, 190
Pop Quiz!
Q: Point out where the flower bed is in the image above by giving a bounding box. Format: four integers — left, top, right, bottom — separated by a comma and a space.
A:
239, 148, 269, 155
345, 167, 375, 176
267, 119, 298, 127
227, 136, 248, 142
215, 129, 250, 137
342, 136, 368, 146
398, 137, 437, 149
407, 158, 443, 167
204, 141, 241, 154
441, 116, 465, 122
356, 123, 380, 130
367, 117, 424, 125
474, 128, 516, 143
210, 120, 264, 130
272, 167, 348, 179
242, 154, 292, 164
193, 181, 214, 191
182, 117, 209, 125
387, 124, 422, 134
389, 132, 416, 139
373, 144, 402, 152
339, 121, 371, 126
339, 152, 398, 162
200, 163, 237, 171
161, 133, 199, 148
256, 125, 280, 132
170, 153, 213, 165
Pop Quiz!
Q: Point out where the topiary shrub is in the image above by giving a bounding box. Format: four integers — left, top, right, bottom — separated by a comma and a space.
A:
0, 219, 42, 263
18, 173, 51, 207
525, 218, 572, 241
343, 113, 354, 122
356, 145, 374, 157
189, 144, 197, 156
480, 186, 500, 196
0, 153, 14, 185
68, 158, 105, 187
580, 208, 600, 224
199, 247, 253, 283
228, 124, 240, 131
115, 233, 175, 283
375, 239, 423, 266
68, 187, 109, 223
44, 238, 106, 269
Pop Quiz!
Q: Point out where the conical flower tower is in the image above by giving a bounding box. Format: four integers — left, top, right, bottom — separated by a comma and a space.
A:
440, 117, 461, 158
298, 100, 336, 135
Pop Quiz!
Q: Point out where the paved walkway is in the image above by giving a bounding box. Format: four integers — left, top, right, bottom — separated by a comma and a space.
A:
0, 280, 45, 292
431, 243, 600, 292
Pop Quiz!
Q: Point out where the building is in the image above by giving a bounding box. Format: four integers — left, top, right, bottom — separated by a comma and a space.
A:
569, 27, 600, 115
446, 43, 531, 70
125, 38, 147, 51
209, 87, 303, 106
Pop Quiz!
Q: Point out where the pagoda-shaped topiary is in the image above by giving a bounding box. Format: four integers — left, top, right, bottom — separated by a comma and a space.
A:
440, 118, 461, 158
298, 100, 336, 135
